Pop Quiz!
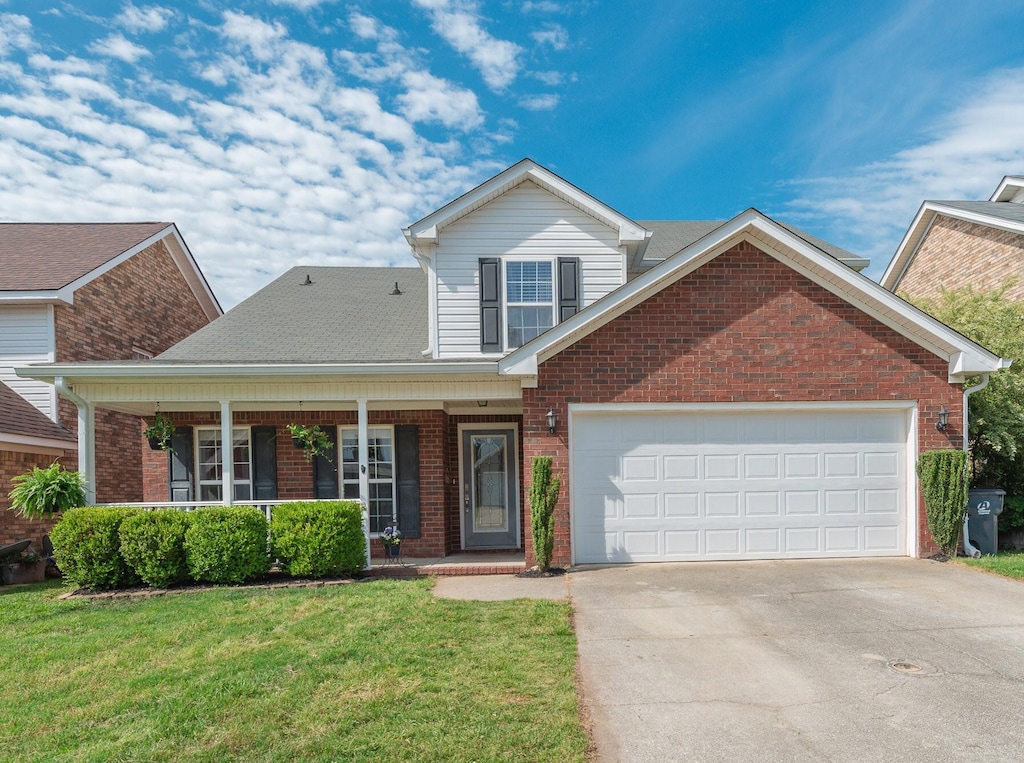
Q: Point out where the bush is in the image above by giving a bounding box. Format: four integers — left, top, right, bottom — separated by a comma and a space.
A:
50, 507, 140, 590
270, 500, 366, 577
529, 456, 561, 572
917, 449, 969, 556
184, 506, 268, 584
8, 461, 86, 519
119, 510, 192, 588
1000, 496, 1024, 533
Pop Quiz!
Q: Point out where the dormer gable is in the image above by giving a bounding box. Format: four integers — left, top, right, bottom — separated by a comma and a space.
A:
990, 175, 1024, 203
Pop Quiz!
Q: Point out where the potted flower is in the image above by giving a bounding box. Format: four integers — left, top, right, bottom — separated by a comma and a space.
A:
1, 547, 45, 585
8, 461, 86, 519
287, 424, 332, 463
144, 412, 176, 451
380, 525, 402, 558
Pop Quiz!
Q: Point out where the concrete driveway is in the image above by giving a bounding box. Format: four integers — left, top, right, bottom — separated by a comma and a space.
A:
570, 558, 1024, 762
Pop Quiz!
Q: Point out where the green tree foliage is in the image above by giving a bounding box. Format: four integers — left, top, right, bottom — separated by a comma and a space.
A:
529, 456, 561, 572
916, 449, 969, 557
911, 282, 1024, 492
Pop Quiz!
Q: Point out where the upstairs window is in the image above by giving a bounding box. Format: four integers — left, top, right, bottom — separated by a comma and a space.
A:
505, 260, 554, 349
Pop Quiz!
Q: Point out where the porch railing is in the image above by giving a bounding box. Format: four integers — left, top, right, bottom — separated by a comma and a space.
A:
93, 499, 372, 570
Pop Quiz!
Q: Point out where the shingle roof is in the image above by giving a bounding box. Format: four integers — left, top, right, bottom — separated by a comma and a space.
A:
0, 223, 171, 291
635, 219, 862, 267
933, 200, 1024, 226
0, 382, 75, 443
157, 266, 428, 363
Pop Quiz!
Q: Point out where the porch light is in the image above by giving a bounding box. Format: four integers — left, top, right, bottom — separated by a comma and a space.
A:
936, 406, 949, 432
546, 408, 557, 434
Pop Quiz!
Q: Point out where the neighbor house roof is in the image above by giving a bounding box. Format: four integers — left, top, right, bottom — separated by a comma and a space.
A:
0, 222, 222, 319
0, 380, 75, 450
156, 266, 428, 364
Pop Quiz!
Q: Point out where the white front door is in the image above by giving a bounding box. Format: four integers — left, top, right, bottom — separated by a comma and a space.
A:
572, 407, 910, 564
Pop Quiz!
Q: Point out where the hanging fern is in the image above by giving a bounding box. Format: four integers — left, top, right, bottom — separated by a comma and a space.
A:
916, 449, 969, 557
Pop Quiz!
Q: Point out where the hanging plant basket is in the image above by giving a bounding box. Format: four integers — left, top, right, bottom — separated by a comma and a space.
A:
286, 424, 332, 463
144, 413, 176, 452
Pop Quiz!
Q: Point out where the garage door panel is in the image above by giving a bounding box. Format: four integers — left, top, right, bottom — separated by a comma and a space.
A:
572, 408, 908, 563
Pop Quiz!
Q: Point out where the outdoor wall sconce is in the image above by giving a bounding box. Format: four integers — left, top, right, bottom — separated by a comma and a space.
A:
546, 408, 557, 434
936, 406, 949, 432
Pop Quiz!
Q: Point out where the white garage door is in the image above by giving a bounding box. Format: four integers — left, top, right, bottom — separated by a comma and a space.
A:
572, 407, 909, 563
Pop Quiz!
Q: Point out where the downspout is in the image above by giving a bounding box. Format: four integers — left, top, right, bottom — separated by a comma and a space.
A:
960, 373, 991, 560
54, 376, 95, 505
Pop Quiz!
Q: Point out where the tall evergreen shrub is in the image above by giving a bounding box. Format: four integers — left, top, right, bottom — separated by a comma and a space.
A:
917, 449, 969, 557
529, 456, 561, 572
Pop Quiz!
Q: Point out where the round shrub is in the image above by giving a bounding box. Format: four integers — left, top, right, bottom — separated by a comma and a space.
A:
119, 510, 192, 588
184, 506, 268, 584
50, 507, 141, 590
270, 500, 366, 578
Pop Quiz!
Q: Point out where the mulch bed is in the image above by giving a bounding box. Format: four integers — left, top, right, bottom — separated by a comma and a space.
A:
516, 567, 567, 579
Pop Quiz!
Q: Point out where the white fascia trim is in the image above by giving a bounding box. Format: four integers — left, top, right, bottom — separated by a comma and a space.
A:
164, 226, 223, 320
500, 209, 1005, 380
570, 400, 917, 414
0, 290, 71, 305
883, 201, 1024, 290
990, 176, 1024, 202
0, 432, 76, 453
403, 159, 648, 251
17, 361, 502, 382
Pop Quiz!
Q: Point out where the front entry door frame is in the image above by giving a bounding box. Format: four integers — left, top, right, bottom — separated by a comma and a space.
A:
458, 422, 520, 549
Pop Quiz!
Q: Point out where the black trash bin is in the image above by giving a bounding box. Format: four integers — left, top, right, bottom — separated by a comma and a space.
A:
967, 489, 1005, 555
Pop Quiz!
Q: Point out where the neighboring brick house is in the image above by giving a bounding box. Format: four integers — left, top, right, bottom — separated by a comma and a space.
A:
1, 224, 220, 547
882, 175, 1024, 300
23, 161, 1007, 566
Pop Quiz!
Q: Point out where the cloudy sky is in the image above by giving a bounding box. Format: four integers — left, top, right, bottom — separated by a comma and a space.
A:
1, 1, 1023, 308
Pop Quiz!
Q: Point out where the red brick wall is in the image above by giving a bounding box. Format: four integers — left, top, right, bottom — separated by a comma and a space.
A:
898, 215, 1024, 301
523, 242, 962, 566
0, 450, 77, 549
142, 409, 451, 558
54, 240, 212, 504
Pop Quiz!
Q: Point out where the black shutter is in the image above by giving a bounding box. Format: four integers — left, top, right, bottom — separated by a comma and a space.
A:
313, 427, 339, 499
479, 258, 502, 352
168, 427, 193, 502
251, 426, 278, 500
558, 257, 580, 322
395, 425, 420, 538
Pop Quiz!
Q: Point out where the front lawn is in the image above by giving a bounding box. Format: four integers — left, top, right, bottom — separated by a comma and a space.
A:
959, 551, 1024, 581
0, 578, 588, 762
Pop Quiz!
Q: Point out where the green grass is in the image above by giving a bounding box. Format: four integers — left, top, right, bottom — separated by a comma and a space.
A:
959, 551, 1024, 581
0, 579, 588, 762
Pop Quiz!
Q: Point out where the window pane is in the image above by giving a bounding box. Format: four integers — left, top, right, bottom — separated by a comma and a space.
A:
343, 483, 359, 499
506, 261, 552, 304
508, 305, 554, 347
200, 484, 221, 502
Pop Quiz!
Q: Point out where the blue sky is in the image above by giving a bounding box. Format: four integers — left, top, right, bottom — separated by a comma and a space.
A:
1, 1, 1023, 308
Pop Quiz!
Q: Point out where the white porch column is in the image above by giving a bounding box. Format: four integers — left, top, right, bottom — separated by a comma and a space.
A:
220, 400, 233, 505
358, 398, 371, 568
78, 401, 96, 505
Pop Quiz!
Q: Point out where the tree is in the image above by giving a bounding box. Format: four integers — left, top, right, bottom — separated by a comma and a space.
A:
529, 456, 561, 572
910, 281, 1024, 492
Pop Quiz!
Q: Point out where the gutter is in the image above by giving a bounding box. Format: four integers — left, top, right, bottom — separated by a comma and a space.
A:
54, 376, 95, 505
960, 372, 999, 560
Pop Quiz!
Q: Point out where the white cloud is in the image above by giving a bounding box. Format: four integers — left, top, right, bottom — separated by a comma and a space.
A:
87, 34, 151, 64
783, 66, 1024, 280
411, 0, 522, 91
530, 69, 564, 86
0, 9, 503, 308
530, 24, 568, 50
522, 1, 562, 12
0, 13, 33, 56
116, 4, 172, 34
518, 93, 558, 111
270, 0, 333, 9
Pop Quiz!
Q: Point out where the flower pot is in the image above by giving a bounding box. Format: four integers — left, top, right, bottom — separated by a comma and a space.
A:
1, 560, 46, 585
147, 436, 163, 451
387, 544, 401, 558
292, 436, 304, 449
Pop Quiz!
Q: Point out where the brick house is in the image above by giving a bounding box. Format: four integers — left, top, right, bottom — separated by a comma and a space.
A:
1, 223, 220, 547
882, 175, 1024, 300
22, 161, 1007, 566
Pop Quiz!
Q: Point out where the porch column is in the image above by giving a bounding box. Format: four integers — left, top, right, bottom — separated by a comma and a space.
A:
219, 400, 233, 505
357, 398, 371, 568
78, 401, 96, 505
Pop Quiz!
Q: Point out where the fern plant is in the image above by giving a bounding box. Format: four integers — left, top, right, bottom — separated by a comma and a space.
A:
529, 456, 561, 572
8, 461, 87, 519
916, 449, 969, 557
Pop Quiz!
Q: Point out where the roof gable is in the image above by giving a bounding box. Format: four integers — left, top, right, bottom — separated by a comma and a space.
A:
403, 158, 649, 255
0, 223, 221, 320
501, 209, 1007, 382
0, 380, 75, 451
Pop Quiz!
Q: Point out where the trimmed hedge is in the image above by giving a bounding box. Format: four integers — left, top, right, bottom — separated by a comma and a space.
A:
50, 507, 141, 590
184, 506, 269, 584
271, 500, 365, 577
120, 510, 192, 588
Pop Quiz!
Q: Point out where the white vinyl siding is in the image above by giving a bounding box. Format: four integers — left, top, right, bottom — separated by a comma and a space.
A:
572, 407, 909, 563
0, 305, 56, 419
433, 180, 625, 358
